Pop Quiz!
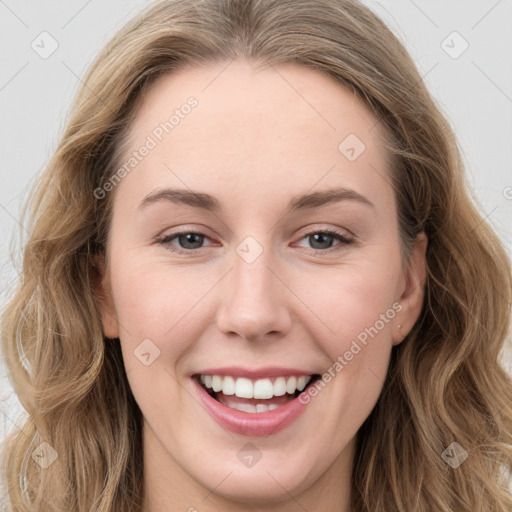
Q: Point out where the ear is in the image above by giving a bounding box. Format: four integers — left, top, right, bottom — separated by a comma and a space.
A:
91, 254, 120, 339
392, 232, 428, 346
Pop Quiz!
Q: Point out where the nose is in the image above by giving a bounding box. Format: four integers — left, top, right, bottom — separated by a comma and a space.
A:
216, 244, 292, 343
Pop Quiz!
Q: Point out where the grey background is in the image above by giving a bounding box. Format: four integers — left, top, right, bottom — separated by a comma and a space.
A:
1, 0, 512, 500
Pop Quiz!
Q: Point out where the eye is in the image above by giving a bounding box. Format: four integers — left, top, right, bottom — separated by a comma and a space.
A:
156, 228, 354, 255
156, 231, 214, 254
295, 229, 353, 253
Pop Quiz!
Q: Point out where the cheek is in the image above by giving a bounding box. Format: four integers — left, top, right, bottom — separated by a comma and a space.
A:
111, 260, 196, 425
296, 258, 400, 431
294, 254, 401, 352
110, 256, 217, 369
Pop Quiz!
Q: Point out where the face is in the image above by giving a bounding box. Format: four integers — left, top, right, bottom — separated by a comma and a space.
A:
96, 60, 426, 510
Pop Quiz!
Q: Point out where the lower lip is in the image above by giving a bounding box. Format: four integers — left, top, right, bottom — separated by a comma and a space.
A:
193, 378, 310, 437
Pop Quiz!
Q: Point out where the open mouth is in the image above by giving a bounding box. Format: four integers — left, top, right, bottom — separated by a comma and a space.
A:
194, 373, 321, 413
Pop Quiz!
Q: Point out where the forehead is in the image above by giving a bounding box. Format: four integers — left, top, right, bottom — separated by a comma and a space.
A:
117, 60, 393, 213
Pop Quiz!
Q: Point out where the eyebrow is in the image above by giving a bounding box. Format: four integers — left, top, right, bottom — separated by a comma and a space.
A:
138, 186, 375, 213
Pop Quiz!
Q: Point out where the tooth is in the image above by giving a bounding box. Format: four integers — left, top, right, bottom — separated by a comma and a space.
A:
268, 404, 279, 411
253, 378, 274, 399
297, 376, 310, 391
286, 376, 297, 394
212, 375, 222, 392
203, 373, 311, 397
235, 377, 253, 398
236, 402, 257, 413
273, 377, 287, 396
256, 404, 270, 413
222, 376, 236, 395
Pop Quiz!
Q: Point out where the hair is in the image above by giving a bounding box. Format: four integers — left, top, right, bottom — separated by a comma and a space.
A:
1, 0, 511, 510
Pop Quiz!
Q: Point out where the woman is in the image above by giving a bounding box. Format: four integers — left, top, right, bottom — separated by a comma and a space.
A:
1, 0, 511, 510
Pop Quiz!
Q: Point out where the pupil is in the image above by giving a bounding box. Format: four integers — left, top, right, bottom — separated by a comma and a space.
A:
180, 233, 203, 249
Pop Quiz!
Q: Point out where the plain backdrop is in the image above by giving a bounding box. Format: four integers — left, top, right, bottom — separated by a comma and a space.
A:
1, 0, 511, 500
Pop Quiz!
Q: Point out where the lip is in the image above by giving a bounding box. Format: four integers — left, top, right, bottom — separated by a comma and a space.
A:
193, 376, 311, 437
192, 366, 313, 380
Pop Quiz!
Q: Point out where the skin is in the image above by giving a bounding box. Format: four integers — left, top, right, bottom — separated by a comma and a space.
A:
95, 60, 427, 512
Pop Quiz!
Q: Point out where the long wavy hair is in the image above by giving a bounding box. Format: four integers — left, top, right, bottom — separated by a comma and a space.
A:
2, 0, 511, 510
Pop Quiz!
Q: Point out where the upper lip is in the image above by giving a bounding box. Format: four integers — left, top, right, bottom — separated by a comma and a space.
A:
192, 366, 316, 380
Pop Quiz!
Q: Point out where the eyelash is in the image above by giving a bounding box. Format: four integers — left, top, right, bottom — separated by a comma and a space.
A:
155, 228, 354, 255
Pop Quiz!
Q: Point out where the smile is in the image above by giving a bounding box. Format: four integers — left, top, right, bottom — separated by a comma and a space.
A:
199, 374, 312, 412
193, 369, 321, 436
